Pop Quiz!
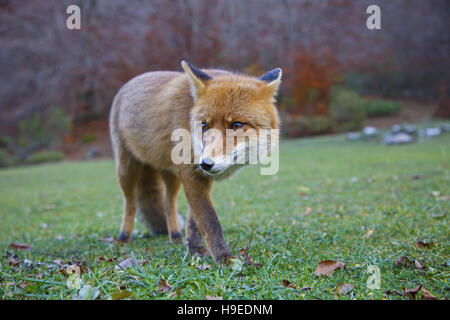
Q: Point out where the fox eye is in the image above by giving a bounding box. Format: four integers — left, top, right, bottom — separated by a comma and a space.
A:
230, 122, 245, 130
201, 122, 208, 132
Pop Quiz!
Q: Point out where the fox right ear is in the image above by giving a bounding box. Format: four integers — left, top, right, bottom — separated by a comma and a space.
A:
181, 60, 212, 101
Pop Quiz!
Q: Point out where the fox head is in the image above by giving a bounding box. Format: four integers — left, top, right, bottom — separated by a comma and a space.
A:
181, 61, 281, 179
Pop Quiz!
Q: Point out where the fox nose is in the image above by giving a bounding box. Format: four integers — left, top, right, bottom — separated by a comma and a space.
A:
200, 158, 214, 171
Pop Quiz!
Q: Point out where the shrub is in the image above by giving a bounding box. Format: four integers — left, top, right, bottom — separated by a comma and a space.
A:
279, 112, 333, 137
26, 151, 64, 165
330, 90, 366, 132
0, 149, 17, 168
362, 99, 402, 117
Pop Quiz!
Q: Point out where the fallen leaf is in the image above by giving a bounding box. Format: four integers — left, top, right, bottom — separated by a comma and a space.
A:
415, 241, 433, 249
43, 204, 56, 211
8, 257, 20, 266
364, 229, 374, 239
404, 285, 422, 300
66, 265, 81, 275
102, 236, 115, 243
55, 235, 65, 241
77, 285, 100, 300
244, 255, 262, 268
281, 279, 297, 289
239, 247, 248, 256
420, 287, 438, 300
411, 174, 424, 180
305, 207, 312, 216
111, 290, 133, 300
394, 256, 411, 268
196, 264, 211, 271
315, 260, 345, 277
414, 260, 427, 271
19, 281, 29, 289
9, 243, 31, 251
206, 296, 223, 300
297, 186, 310, 197
336, 283, 354, 295
114, 257, 145, 271
98, 256, 118, 262
157, 279, 173, 293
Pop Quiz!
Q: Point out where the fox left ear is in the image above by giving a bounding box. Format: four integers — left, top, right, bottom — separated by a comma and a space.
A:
181, 60, 212, 101
259, 68, 282, 95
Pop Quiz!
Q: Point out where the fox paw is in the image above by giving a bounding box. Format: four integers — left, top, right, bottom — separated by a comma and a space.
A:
188, 245, 210, 257
170, 232, 184, 244
117, 231, 130, 243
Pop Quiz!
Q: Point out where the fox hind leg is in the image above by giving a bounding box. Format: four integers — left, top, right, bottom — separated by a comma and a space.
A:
116, 149, 142, 242
161, 170, 183, 243
136, 165, 168, 235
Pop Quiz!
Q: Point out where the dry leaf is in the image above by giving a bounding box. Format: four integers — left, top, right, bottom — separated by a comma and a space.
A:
394, 256, 411, 268
9, 243, 31, 251
414, 260, 426, 271
111, 290, 134, 300
102, 236, 115, 243
281, 279, 297, 289
66, 265, 81, 275
336, 283, 354, 295
305, 207, 312, 216
157, 279, 173, 293
420, 287, 438, 300
315, 260, 345, 277
239, 247, 248, 256
364, 229, 374, 239
415, 241, 433, 249
114, 258, 145, 271
244, 255, 263, 268
404, 285, 422, 300
196, 264, 211, 271
206, 296, 223, 300
8, 257, 20, 266
43, 204, 56, 211
98, 256, 118, 262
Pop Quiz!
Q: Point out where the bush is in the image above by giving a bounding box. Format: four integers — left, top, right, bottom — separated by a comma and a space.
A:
26, 151, 64, 165
330, 90, 366, 132
362, 99, 402, 117
0, 149, 17, 168
279, 112, 333, 137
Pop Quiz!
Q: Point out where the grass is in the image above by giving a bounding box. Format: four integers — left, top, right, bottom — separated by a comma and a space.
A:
0, 131, 448, 300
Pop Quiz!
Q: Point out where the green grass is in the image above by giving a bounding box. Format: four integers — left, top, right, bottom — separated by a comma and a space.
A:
0, 132, 449, 300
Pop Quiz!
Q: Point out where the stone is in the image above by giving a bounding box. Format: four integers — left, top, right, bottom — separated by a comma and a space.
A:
425, 128, 441, 137
382, 133, 413, 145
347, 132, 362, 140
363, 126, 378, 137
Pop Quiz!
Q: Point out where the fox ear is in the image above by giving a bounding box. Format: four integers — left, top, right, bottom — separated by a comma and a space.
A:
181, 60, 212, 100
259, 68, 282, 95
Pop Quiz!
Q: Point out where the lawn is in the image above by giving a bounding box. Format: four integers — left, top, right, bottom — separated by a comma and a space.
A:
0, 132, 448, 300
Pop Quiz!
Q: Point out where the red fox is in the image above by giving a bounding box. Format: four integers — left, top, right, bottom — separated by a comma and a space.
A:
109, 61, 281, 263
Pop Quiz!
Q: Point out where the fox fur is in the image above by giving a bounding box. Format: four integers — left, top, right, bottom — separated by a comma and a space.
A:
109, 61, 281, 263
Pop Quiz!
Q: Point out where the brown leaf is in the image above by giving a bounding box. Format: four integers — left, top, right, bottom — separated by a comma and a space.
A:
404, 285, 422, 300
239, 247, 248, 256
19, 281, 29, 289
8, 257, 20, 266
66, 265, 81, 275
102, 236, 115, 243
43, 204, 56, 211
394, 256, 411, 268
315, 260, 345, 277
114, 258, 145, 271
414, 260, 427, 272
196, 264, 211, 271
9, 243, 31, 251
281, 279, 297, 289
244, 255, 263, 268
336, 283, 354, 295
420, 287, 438, 300
305, 207, 312, 216
98, 256, 118, 262
111, 290, 134, 300
415, 241, 433, 249
206, 296, 223, 300
157, 279, 173, 293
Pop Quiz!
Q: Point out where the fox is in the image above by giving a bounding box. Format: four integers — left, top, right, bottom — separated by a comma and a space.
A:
109, 60, 281, 263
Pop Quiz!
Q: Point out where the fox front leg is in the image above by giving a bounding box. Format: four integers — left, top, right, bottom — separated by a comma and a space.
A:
182, 175, 232, 264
